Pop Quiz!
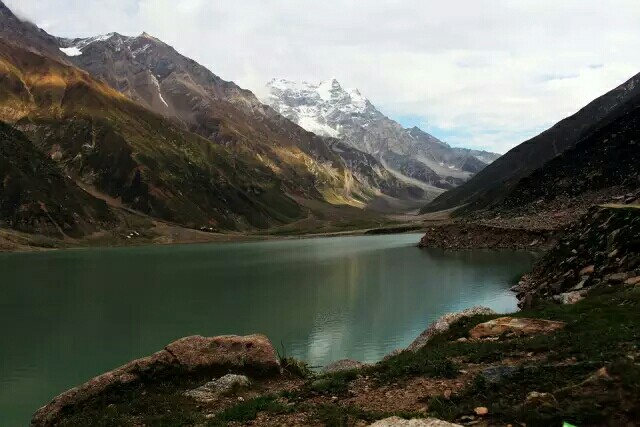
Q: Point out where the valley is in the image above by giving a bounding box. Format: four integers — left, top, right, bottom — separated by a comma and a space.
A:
1, 1, 639, 426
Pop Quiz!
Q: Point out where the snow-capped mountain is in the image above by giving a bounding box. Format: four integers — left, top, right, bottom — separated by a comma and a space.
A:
266, 78, 500, 189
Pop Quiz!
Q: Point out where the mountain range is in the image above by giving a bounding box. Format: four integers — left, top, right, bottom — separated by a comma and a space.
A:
266, 78, 500, 190
2, 0, 638, 243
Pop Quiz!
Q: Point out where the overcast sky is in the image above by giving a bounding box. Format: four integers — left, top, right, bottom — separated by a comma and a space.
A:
7, 0, 640, 153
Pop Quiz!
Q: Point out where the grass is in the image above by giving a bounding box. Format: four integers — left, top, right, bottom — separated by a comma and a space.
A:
417, 286, 640, 427
207, 395, 291, 426
307, 369, 360, 396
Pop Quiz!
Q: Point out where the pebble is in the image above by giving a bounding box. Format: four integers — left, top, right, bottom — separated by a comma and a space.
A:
474, 406, 489, 416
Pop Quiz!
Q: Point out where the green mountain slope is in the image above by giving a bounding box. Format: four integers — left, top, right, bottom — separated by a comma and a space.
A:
0, 39, 303, 230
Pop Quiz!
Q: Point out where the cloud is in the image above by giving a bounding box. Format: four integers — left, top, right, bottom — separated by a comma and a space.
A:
6, 0, 640, 154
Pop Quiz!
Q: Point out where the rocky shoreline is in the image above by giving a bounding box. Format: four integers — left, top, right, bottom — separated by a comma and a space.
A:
417, 222, 554, 250
513, 204, 640, 307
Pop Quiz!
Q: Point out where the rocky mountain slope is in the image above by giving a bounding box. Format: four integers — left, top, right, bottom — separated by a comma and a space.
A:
266, 78, 500, 191
499, 100, 640, 217
424, 71, 640, 214
56, 31, 423, 207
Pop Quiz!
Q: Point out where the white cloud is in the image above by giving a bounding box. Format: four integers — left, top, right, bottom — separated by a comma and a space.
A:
6, 0, 640, 153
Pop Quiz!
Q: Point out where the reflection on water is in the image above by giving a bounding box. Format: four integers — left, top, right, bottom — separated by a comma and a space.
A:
0, 234, 537, 426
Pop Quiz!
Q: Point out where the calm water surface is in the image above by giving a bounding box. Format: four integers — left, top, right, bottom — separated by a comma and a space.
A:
0, 233, 537, 426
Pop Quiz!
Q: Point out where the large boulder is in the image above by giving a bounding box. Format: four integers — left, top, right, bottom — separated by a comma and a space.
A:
165, 334, 280, 374
407, 306, 496, 351
469, 317, 565, 339
368, 416, 462, 426
31, 334, 279, 427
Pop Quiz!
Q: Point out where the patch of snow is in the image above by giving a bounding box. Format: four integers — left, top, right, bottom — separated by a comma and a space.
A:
316, 79, 335, 101
298, 116, 339, 137
474, 155, 491, 164
150, 74, 169, 108
132, 44, 151, 58
60, 47, 82, 56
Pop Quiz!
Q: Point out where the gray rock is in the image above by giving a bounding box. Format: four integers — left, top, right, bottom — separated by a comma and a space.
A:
407, 306, 496, 351
323, 359, 367, 374
184, 374, 250, 402
481, 365, 519, 384
368, 417, 462, 426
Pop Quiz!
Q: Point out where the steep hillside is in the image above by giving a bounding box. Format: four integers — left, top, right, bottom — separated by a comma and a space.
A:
0, 1, 66, 61
499, 100, 640, 216
0, 38, 305, 230
0, 121, 113, 237
266, 78, 500, 190
423, 71, 640, 214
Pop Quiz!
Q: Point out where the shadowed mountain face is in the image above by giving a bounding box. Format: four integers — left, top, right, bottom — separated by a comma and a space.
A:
500, 99, 640, 213
423, 72, 640, 214
265, 78, 500, 191
0, 121, 113, 237
56, 32, 424, 206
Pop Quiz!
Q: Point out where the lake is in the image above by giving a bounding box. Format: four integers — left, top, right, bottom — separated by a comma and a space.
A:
0, 233, 537, 426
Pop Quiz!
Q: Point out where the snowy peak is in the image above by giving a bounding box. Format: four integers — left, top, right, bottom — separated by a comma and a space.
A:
57, 32, 165, 57
265, 78, 378, 138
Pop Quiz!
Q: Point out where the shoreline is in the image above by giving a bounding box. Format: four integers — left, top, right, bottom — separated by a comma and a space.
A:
0, 224, 432, 255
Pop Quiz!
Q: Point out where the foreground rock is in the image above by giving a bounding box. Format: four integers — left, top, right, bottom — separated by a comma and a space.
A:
31, 335, 280, 427
407, 306, 496, 351
184, 374, 251, 402
369, 416, 462, 426
469, 317, 565, 339
514, 205, 640, 306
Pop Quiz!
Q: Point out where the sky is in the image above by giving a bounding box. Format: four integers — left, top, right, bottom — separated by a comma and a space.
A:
7, 0, 640, 154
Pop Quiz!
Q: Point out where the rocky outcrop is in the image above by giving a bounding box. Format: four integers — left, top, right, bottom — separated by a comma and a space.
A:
406, 306, 496, 351
514, 205, 640, 306
31, 335, 280, 427
368, 417, 462, 426
468, 317, 565, 339
417, 223, 553, 250
184, 374, 251, 402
